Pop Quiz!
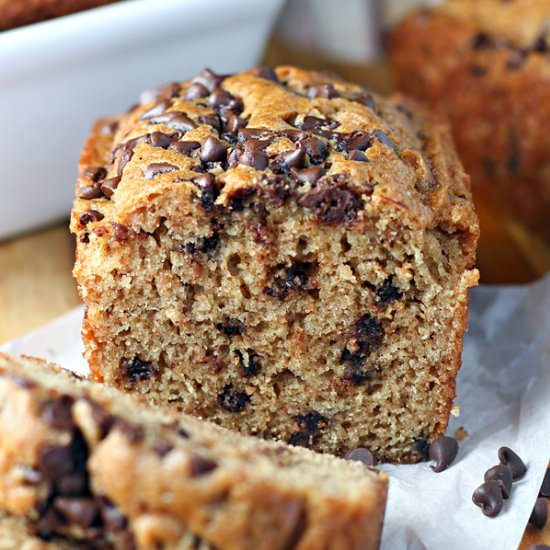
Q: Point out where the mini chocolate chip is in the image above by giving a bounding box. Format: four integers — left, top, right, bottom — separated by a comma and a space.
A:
184, 82, 210, 100
144, 162, 179, 180
54, 497, 98, 528
42, 396, 74, 430
472, 480, 504, 517
298, 176, 362, 225
112, 223, 129, 242
140, 99, 170, 120
201, 231, 220, 254
100, 176, 121, 198
79, 209, 104, 226
153, 439, 174, 457
348, 150, 369, 162
170, 140, 201, 156
530, 498, 548, 529
236, 348, 262, 377
345, 447, 377, 467
192, 173, 218, 211
149, 111, 197, 132
78, 184, 103, 200
38, 444, 73, 479
484, 464, 513, 499
302, 136, 327, 164
253, 66, 279, 81
540, 468, 550, 497
122, 357, 155, 384
114, 419, 144, 444
189, 455, 218, 476
307, 83, 339, 99
291, 166, 325, 185
216, 318, 245, 336
376, 278, 402, 304
56, 472, 88, 496
218, 384, 249, 412
498, 446, 527, 481
200, 136, 227, 163
192, 68, 227, 93
429, 436, 458, 472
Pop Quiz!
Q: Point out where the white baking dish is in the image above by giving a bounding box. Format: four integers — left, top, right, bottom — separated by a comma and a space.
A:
0, 0, 284, 239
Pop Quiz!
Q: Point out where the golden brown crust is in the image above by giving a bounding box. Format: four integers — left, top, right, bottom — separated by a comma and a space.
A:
0, 0, 119, 31
0, 353, 387, 550
389, 0, 550, 240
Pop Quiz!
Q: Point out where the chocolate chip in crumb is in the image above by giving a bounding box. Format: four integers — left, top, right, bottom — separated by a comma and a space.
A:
302, 136, 327, 164
42, 396, 74, 430
114, 418, 144, 444
111, 223, 129, 242
376, 278, 403, 305
184, 82, 210, 100
429, 436, 458, 472
498, 446, 527, 481
56, 472, 87, 496
291, 166, 325, 186
153, 439, 174, 457
144, 162, 179, 180
122, 357, 155, 384
413, 437, 430, 460
472, 480, 504, 517
296, 412, 328, 432
218, 384, 249, 412
216, 318, 245, 336
530, 498, 549, 529
484, 464, 513, 499
348, 150, 369, 162
236, 348, 262, 377
79, 210, 104, 226
345, 447, 377, 467
190, 455, 218, 477
54, 497, 98, 528
227, 186, 256, 211
100, 176, 121, 198
540, 468, 550, 497
307, 83, 339, 99
192, 173, 219, 212
200, 136, 227, 164
38, 444, 73, 479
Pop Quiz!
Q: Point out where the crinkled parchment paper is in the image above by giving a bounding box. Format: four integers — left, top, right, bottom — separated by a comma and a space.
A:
3, 276, 550, 550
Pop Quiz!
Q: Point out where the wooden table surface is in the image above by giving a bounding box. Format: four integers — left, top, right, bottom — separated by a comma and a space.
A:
0, 42, 549, 547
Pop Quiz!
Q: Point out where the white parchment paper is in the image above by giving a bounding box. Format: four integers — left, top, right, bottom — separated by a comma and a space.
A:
3, 276, 550, 550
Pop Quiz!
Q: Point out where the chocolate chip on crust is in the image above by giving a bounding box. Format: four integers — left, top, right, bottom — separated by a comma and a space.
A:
200, 136, 227, 164
218, 384, 249, 412
192, 173, 218, 212
144, 162, 179, 180
79, 210, 104, 226
189, 455, 218, 477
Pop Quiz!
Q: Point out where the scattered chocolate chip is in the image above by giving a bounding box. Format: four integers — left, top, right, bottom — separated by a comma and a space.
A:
498, 446, 527, 481
79, 209, 104, 226
184, 82, 210, 100
191, 68, 227, 93
253, 66, 279, 82
218, 384, 249, 412
38, 444, 73, 479
291, 166, 325, 185
530, 498, 548, 529
302, 136, 327, 164
376, 278, 402, 304
227, 186, 256, 211
348, 150, 369, 162
99, 176, 121, 198
149, 131, 181, 149
236, 348, 262, 377
170, 140, 201, 156
54, 497, 98, 528
539, 468, 550, 497
144, 162, 179, 180
429, 436, 458, 472
216, 318, 245, 336
200, 136, 227, 164
345, 447, 377, 467
484, 464, 513, 499
307, 83, 339, 99
121, 357, 155, 384
42, 396, 74, 430
140, 99, 170, 120
298, 174, 363, 225
472, 480, 504, 517
111, 223, 129, 242
189, 455, 218, 476
153, 439, 174, 457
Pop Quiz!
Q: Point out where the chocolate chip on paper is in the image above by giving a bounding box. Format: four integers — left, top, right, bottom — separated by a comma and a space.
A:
529, 497, 548, 529
498, 446, 527, 481
472, 480, 504, 517
429, 435, 459, 473
484, 464, 513, 499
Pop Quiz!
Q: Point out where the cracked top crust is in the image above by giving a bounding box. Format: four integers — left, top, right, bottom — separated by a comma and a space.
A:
70, 66, 478, 242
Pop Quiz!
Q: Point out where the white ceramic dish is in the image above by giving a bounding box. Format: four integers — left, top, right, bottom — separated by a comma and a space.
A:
0, 0, 284, 239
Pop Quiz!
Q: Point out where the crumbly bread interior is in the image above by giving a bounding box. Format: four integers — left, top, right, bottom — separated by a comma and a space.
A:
71, 66, 479, 463
0, 354, 387, 550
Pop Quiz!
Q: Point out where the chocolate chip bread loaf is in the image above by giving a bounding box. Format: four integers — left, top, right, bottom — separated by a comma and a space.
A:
70, 66, 479, 463
0, 353, 387, 550
0, 0, 119, 31
389, 0, 550, 242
